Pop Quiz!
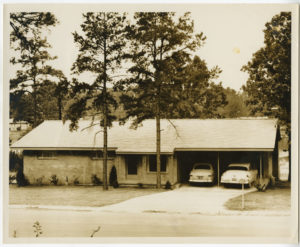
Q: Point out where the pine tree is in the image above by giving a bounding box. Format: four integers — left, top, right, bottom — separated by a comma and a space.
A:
10, 12, 66, 127
120, 12, 206, 188
67, 12, 127, 190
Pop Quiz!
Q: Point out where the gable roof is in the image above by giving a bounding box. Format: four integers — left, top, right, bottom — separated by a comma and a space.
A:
11, 119, 279, 153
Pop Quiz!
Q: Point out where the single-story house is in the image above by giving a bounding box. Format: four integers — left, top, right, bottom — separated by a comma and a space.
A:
11, 118, 280, 186
9, 119, 30, 131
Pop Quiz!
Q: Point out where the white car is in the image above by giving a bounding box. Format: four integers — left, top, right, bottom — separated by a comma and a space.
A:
189, 163, 214, 184
221, 163, 258, 187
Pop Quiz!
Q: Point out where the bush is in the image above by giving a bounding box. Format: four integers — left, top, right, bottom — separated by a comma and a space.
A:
65, 176, 69, 185
16, 169, 29, 187
9, 151, 23, 171
91, 174, 102, 185
36, 177, 44, 186
109, 166, 119, 188
73, 177, 80, 185
112, 180, 119, 188
49, 175, 59, 185
9, 174, 16, 184
165, 181, 172, 190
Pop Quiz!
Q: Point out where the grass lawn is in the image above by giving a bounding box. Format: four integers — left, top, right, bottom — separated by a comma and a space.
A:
9, 185, 165, 207
224, 186, 291, 211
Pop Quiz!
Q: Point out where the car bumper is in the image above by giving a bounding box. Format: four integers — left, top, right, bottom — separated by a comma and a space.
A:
189, 179, 213, 183
221, 179, 249, 184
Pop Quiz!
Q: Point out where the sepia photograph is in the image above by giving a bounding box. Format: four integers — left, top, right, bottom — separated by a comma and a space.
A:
1, 1, 299, 244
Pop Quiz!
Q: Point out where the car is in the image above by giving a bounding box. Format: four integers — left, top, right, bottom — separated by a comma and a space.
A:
221, 163, 258, 187
189, 163, 214, 184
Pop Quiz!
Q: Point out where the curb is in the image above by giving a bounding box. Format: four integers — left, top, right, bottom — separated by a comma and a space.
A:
9, 204, 100, 212
9, 204, 291, 216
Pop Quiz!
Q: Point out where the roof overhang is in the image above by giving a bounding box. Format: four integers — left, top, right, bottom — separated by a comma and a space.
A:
174, 148, 274, 152
116, 151, 173, 155
12, 147, 118, 151
11, 147, 275, 153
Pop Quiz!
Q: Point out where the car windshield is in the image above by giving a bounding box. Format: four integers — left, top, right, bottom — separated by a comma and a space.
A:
194, 164, 211, 170
227, 166, 248, 171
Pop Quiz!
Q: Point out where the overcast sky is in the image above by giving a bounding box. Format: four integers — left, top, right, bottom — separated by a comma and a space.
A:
5, 3, 296, 91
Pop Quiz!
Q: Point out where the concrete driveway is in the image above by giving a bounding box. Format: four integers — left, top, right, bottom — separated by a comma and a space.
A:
99, 185, 256, 215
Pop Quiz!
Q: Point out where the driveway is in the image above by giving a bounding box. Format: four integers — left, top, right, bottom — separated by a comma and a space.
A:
99, 185, 256, 214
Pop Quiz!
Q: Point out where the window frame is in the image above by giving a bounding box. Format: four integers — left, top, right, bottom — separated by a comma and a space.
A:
148, 155, 167, 173
125, 155, 140, 175
37, 151, 57, 160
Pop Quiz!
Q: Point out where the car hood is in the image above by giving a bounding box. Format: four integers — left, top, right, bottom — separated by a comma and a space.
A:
190, 170, 213, 176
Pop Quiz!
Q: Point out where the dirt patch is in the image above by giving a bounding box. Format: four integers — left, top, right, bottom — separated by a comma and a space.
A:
9, 185, 165, 207
224, 187, 291, 211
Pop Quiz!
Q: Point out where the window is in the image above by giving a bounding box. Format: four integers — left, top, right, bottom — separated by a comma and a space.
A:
91, 151, 103, 160
90, 151, 115, 160
37, 151, 56, 160
125, 155, 140, 175
194, 164, 212, 170
149, 155, 167, 172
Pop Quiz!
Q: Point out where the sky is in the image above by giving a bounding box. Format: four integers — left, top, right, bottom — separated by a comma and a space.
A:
5, 3, 296, 91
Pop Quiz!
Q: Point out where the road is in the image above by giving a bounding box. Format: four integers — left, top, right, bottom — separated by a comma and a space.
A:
8, 207, 293, 242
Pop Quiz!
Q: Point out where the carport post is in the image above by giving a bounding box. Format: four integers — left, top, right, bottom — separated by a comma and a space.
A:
260, 153, 262, 184
217, 152, 220, 187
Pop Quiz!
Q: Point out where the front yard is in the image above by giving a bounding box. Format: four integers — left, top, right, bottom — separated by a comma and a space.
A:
9, 185, 165, 207
224, 186, 291, 211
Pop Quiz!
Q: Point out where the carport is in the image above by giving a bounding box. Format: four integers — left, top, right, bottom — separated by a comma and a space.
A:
173, 118, 280, 186
175, 150, 276, 186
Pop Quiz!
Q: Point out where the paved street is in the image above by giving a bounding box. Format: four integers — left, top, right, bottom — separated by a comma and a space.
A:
8, 207, 292, 242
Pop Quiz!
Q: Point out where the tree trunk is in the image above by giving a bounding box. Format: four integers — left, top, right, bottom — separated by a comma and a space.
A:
288, 142, 291, 182
33, 93, 37, 127
103, 109, 108, 190
58, 97, 62, 120
102, 22, 108, 191
32, 62, 38, 128
156, 100, 161, 189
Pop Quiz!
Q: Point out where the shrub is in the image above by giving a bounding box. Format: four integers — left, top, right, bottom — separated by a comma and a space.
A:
109, 166, 119, 188
9, 174, 16, 184
112, 180, 119, 188
49, 175, 59, 185
16, 169, 29, 187
91, 174, 102, 185
9, 151, 23, 171
65, 176, 69, 186
33, 221, 42, 237
36, 177, 44, 186
73, 177, 80, 185
165, 181, 172, 190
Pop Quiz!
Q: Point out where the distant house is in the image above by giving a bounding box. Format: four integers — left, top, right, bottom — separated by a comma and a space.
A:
11, 119, 280, 186
9, 119, 30, 131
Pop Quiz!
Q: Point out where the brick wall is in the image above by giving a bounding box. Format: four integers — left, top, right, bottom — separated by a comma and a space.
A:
23, 151, 177, 186
23, 151, 114, 185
